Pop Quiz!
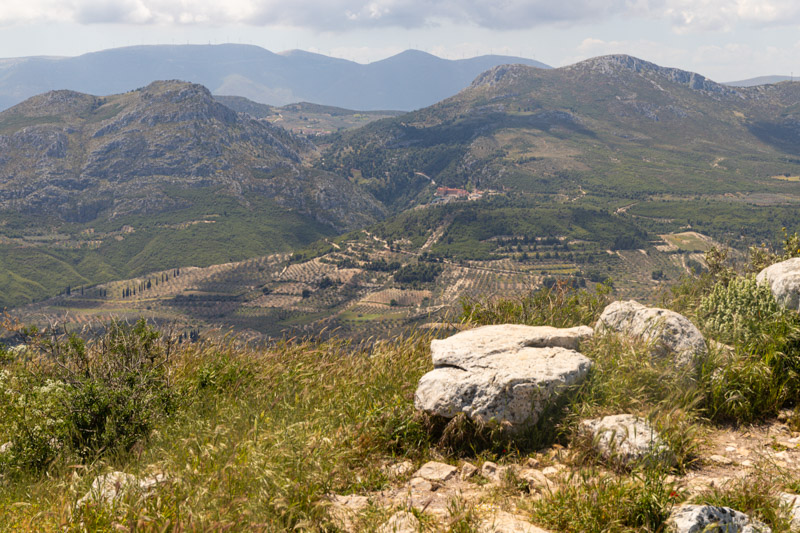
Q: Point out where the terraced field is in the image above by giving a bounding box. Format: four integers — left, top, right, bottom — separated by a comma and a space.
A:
10, 231, 713, 341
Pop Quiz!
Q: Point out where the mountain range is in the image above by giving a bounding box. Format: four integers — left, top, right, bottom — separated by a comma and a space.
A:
320, 54, 800, 216
2, 54, 800, 323
0, 44, 549, 112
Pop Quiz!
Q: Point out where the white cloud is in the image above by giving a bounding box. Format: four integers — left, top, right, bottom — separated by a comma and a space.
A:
0, 0, 799, 31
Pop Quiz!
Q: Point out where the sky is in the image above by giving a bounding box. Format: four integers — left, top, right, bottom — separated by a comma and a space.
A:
0, 0, 798, 82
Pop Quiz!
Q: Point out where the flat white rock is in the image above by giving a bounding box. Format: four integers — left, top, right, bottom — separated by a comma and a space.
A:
414, 461, 458, 482
596, 301, 706, 366
668, 504, 771, 533
580, 414, 673, 466
757, 257, 800, 311
77, 471, 165, 506
415, 329, 592, 430
430, 324, 593, 369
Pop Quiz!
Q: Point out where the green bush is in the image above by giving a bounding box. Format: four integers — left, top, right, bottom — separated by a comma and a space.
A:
0, 319, 177, 473
695, 274, 800, 423
698, 275, 791, 348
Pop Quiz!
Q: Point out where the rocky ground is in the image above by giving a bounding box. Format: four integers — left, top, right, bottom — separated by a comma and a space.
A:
326, 417, 800, 532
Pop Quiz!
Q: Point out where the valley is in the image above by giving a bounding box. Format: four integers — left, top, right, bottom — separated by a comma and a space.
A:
1, 54, 799, 341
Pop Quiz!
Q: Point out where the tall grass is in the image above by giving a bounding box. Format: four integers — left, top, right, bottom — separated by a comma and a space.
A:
0, 327, 435, 530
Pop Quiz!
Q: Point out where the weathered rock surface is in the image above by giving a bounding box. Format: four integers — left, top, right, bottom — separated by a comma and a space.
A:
415, 325, 593, 431
757, 258, 800, 311
596, 301, 706, 365
780, 493, 800, 532
328, 494, 370, 532
479, 511, 551, 532
77, 471, 167, 506
580, 414, 673, 466
667, 504, 771, 532
378, 511, 420, 533
414, 461, 458, 483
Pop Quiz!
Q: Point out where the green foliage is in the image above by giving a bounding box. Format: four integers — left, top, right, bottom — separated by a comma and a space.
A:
0, 320, 176, 473
698, 275, 789, 347
394, 262, 443, 286
665, 233, 800, 424
696, 475, 793, 532
529, 467, 679, 532
461, 281, 612, 328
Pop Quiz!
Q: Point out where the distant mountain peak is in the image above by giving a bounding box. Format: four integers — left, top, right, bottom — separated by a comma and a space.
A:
8, 89, 98, 117
567, 54, 739, 96
469, 64, 531, 88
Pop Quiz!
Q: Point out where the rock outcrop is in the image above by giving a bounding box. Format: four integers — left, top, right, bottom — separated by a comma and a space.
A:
77, 471, 167, 506
414, 325, 593, 432
667, 505, 771, 533
779, 493, 800, 532
757, 257, 800, 311
378, 511, 420, 533
596, 301, 706, 366
579, 414, 673, 467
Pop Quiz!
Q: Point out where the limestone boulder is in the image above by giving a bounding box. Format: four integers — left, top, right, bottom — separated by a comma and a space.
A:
667, 505, 771, 533
757, 257, 800, 311
415, 325, 593, 432
579, 414, 673, 467
77, 471, 167, 506
596, 301, 706, 366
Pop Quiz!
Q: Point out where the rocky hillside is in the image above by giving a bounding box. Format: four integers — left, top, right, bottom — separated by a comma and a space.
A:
0, 81, 388, 308
0, 80, 383, 230
319, 55, 800, 236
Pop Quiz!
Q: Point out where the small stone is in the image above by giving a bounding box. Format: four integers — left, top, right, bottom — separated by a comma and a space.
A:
541, 465, 565, 477
516, 468, 552, 491
481, 461, 500, 480
385, 461, 415, 478
460, 462, 478, 480
78, 472, 138, 506
741, 460, 754, 468
0, 442, 12, 454
525, 457, 541, 468
378, 511, 421, 533
408, 477, 434, 493
414, 461, 457, 483
708, 454, 734, 465
328, 494, 370, 532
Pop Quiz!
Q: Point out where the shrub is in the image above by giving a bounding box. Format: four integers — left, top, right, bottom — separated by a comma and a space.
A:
0, 319, 177, 472
698, 275, 791, 348
696, 275, 800, 422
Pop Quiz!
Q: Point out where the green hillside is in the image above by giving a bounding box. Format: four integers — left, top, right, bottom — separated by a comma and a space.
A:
0, 82, 382, 308
318, 55, 800, 246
